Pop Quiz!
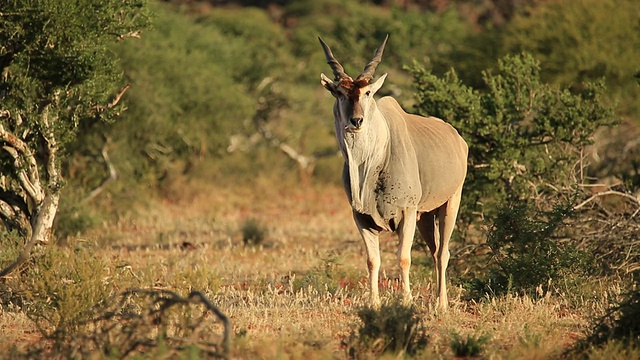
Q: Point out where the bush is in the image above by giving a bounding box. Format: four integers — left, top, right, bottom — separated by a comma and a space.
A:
346, 303, 429, 358
0, 231, 24, 266
578, 286, 640, 351
241, 218, 267, 246
292, 256, 358, 295
450, 331, 490, 358
22, 247, 115, 335
108, 4, 257, 186
467, 200, 595, 298
408, 53, 615, 232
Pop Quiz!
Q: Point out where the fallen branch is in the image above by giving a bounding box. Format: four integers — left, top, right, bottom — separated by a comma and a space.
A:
573, 190, 640, 210
30, 288, 233, 359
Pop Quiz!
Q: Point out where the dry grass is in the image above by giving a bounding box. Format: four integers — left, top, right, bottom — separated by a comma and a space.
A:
0, 180, 629, 358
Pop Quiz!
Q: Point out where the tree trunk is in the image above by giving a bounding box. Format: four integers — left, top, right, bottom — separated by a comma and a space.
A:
0, 189, 59, 277
0, 106, 61, 278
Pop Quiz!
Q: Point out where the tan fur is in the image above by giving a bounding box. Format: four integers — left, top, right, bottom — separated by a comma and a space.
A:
320, 36, 468, 311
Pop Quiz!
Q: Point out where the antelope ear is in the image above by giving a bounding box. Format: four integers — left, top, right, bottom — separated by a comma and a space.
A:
369, 73, 387, 95
321, 73, 339, 97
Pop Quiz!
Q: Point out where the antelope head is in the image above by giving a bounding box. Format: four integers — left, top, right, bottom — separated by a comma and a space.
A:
319, 35, 389, 134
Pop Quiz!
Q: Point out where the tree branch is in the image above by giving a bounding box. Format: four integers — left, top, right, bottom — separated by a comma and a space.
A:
0, 199, 19, 227
0, 197, 31, 238
279, 143, 315, 171
0, 192, 59, 278
574, 190, 640, 210
81, 139, 118, 205
112, 31, 142, 42
0, 127, 44, 206
92, 84, 131, 112
41, 105, 60, 188
0, 188, 29, 217
0, 105, 62, 278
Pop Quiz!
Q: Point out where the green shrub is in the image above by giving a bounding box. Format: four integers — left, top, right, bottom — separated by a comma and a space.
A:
408, 53, 615, 232
467, 200, 595, 298
450, 331, 490, 358
109, 4, 257, 186
292, 257, 358, 295
54, 205, 99, 242
10, 246, 118, 349
241, 218, 267, 246
0, 231, 24, 266
347, 303, 429, 358
577, 286, 640, 352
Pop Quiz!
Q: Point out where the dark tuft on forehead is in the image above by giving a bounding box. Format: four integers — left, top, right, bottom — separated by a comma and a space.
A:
338, 77, 369, 101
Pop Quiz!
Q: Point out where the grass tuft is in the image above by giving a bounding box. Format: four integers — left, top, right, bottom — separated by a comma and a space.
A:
450, 331, 490, 358
571, 284, 640, 355
241, 217, 268, 246
347, 302, 429, 358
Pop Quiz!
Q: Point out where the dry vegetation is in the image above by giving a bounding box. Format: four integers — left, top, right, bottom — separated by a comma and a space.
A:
1, 179, 634, 359
2, 1, 639, 358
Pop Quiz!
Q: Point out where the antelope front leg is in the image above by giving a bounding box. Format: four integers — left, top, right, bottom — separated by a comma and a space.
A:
363, 231, 381, 308
397, 209, 417, 304
354, 212, 382, 308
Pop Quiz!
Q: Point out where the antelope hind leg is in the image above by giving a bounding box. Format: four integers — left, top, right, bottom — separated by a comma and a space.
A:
435, 185, 463, 312
417, 211, 440, 300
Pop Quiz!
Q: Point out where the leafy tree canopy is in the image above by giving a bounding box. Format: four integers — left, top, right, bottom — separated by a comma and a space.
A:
0, 0, 149, 275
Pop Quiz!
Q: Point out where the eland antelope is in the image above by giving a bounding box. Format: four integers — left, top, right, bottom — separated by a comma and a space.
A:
319, 35, 468, 311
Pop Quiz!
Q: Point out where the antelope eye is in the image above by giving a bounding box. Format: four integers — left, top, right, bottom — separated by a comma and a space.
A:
365, 90, 371, 96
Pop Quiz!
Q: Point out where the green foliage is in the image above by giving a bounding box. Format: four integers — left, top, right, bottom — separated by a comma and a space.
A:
54, 205, 99, 241
241, 218, 267, 246
89, 2, 335, 193
502, 0, 640, 116
64, 0, 467, 219
293, 256, 358, 295
287, 0, 471, 84
109, 4, 256, 184
0, 0, 149, 242
408, 51, 638, 303
387, 6, 471, 75
0, 231, 24, 265
286, 0, 390, 72
469, 200, 595, 298
197, 7, 292, 88
579, 286, 640, 351
22, 247, 114, 336
0, 0, 149, 150
450, 331, 490, 357
408, 53, 615, 227
347, 303, 429, 358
